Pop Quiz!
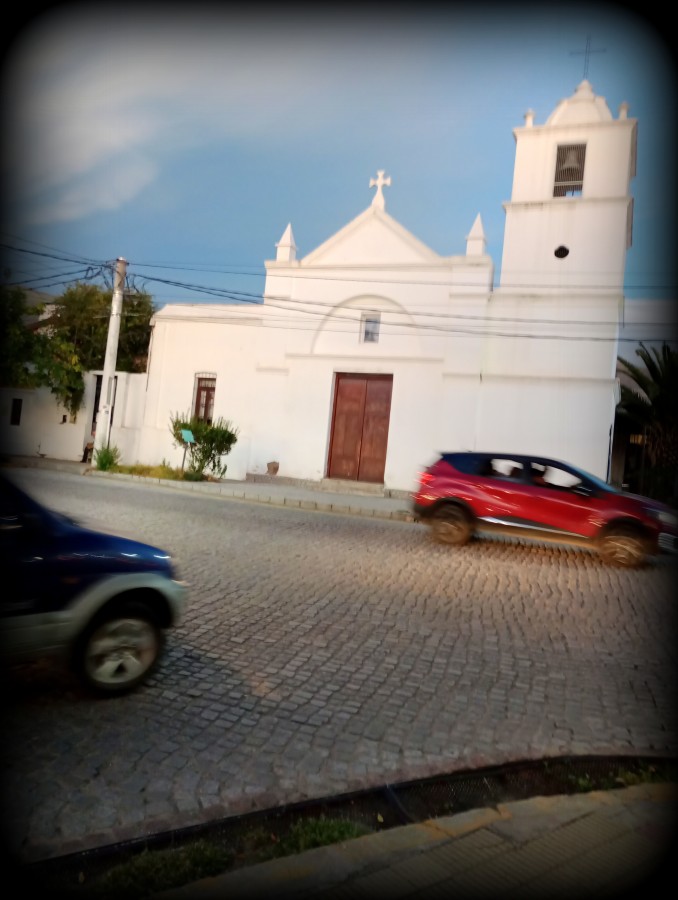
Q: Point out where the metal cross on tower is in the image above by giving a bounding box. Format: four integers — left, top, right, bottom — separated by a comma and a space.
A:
570, 35, 606, 79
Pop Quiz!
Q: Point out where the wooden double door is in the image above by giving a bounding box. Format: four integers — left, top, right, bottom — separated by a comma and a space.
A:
327, 374, 393, 483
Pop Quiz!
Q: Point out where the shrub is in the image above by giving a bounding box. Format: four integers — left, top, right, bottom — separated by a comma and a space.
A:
182, 469, 204, 482
94, 444, 121, 471
169, 412, 239, 479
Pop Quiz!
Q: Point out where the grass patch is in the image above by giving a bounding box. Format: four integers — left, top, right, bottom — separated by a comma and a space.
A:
107, 463, 227, 482
84, 840, 234, 898
279, 816, 371, 854
111, 463, 188, 480
567, 761, 676, 793
67, 816, 371, 898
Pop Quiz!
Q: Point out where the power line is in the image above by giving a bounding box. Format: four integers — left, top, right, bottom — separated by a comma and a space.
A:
0, 234, 110, 268
2, 239, 676, 294
11, 273, 676, 341
140, 275, 677, 333
4, 242, 676, 343
4, 268, 95, 288
153, 296, 675, 344
129, 264, 678, 294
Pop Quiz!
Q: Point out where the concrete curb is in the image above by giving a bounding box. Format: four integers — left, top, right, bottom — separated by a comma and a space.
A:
153, 784, 677, 899
85, 469, 417, 522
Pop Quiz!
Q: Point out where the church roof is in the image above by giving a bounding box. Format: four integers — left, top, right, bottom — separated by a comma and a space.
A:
301, 203, 442, 267
266, 170, 490, 272
545, 79, 614, 126
296, 169, 446, 266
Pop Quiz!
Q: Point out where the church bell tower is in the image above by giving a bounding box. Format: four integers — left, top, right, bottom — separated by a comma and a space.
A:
499, 80, 637, 294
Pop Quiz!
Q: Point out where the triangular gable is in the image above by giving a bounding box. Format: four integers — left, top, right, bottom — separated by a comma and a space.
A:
302, 206, 441, 267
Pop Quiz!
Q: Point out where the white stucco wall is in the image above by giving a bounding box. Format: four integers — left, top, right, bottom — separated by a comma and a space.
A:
500, 202, 630, 291
0, 376, 98, 461
135, 283, 620, 490
136, 312, 264, 473
108, 372, 148, 463
474, 376, 615, 476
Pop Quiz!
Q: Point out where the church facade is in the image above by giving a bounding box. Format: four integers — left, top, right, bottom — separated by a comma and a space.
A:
2, 81, 639, 491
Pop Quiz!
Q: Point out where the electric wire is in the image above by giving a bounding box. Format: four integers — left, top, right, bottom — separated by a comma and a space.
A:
2, 240, 675, 344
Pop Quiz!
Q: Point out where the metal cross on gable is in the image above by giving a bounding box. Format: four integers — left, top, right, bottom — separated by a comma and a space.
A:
370, 170, 391, 210
570, 35, 606, 80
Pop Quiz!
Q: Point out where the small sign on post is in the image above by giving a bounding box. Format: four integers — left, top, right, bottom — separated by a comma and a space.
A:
181, 429, 195, 471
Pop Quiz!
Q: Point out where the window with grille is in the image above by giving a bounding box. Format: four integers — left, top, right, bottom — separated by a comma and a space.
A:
553, 144, 586, 197
361, 313, 381, 344
194, 376, 216, 424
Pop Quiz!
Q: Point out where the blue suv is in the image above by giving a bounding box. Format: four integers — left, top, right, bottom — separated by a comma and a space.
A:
0, 471, 187, 695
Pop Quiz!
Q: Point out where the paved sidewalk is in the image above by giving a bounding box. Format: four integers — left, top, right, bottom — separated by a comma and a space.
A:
156, 783, 676, 899
1, 455, 415, 521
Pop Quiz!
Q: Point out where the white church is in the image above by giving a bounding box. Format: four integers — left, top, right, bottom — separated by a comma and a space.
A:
2, 80, 643, 492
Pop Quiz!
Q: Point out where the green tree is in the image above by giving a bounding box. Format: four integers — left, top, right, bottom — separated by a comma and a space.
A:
0, 285, 84, 415
0, 285, 46, 388
1, 282, 155, 416
33, 331, 85, 416
617, 342, 678, 503
169, 412, 239, 479
44, 282, 154, 372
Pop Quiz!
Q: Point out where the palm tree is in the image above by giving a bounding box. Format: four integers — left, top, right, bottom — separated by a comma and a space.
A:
616, 342, 678, 503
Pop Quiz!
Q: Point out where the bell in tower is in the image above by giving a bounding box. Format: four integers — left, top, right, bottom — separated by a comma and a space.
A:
557, 148, 583, 179
554, 143, 586, 197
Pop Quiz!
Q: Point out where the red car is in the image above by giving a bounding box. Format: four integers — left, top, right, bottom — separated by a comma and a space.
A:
411, 452, 678, 567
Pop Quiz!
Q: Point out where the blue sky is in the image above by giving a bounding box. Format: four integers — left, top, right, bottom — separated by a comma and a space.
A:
1, 1, 676, 339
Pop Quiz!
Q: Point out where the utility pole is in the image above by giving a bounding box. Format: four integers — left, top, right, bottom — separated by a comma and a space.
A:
94, 257, 127, 452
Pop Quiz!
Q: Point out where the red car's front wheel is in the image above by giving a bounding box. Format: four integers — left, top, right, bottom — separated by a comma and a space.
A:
429, 505, 473, 546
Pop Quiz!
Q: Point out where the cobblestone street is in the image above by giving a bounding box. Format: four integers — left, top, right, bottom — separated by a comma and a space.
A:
2, 469, 676, 864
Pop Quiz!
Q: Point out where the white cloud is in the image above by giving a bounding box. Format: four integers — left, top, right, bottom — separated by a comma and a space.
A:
25, 156, 158, 226
4, 6, 467, 225
4, 3, 661, 235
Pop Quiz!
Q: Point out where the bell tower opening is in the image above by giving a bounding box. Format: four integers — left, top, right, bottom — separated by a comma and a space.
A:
553, 144, 586, 197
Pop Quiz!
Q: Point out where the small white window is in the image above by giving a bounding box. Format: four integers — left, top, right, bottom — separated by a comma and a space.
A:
361, 313, 380, 344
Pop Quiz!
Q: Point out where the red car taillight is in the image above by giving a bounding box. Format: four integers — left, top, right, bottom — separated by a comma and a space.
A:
419, 471, 435, 487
